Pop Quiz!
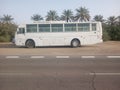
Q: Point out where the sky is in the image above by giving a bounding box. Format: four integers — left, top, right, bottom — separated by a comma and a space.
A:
0, 0, 120, 24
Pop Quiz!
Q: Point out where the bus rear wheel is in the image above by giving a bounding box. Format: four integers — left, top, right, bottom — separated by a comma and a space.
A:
71, 39, 80, 48
25, 40, 35, 48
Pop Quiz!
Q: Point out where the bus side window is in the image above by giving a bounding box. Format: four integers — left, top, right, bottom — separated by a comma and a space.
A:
26, 24, 37, 33
39, 24, 50, 32
17, 28, 25, 34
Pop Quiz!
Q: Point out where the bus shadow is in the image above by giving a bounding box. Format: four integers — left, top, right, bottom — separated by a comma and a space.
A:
36, 46, 72, 48
0, 43, 73, 48
0, 43, 16, 48
0, 43, 87, 48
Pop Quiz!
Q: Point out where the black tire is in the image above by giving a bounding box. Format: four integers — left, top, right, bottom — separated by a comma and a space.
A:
71, 39, 80, 48
25, 40, 35, 48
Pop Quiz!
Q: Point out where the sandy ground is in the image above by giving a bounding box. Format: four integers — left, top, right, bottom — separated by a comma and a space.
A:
0, 41, 120, 55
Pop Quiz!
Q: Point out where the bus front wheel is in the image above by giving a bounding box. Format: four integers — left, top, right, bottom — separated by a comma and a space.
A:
71, 39, 80, 48
25, 39, 35, 48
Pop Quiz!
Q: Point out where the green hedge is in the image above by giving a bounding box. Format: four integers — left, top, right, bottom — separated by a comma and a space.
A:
0, 22, 17, 42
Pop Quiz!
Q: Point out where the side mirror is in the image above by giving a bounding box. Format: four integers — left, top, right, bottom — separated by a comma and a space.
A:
17, 31, 19, 34
23, 29, 25, 34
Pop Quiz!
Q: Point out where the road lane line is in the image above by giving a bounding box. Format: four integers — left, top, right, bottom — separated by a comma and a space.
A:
1, 72, 120, 76
31, 56, 45, 58
6, 56, 19, 58
81, 56, 95, 58
90, 73, 120, 75
0, 73, 32, 76
56, 56, 70, 59
107, 56, 120, 58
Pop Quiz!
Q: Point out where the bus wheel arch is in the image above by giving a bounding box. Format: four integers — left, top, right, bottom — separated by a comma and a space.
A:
25, 39, 35, 48
71, 38, 81, 48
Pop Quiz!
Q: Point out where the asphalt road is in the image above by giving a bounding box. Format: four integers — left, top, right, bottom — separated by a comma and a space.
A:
0, 55, 120, 90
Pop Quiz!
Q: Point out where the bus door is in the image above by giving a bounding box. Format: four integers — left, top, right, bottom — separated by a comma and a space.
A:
15, 28, 25, 45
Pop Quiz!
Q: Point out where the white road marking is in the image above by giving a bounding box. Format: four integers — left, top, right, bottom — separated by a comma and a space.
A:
6, 56, 19, 58
4, 55, 120, 59
81, 56, 95, 58
0, 73, 32, 76
89, 73, 120, 75
31, 56, 45, 58
107, 56, 120, 58
56, 56, 70, 59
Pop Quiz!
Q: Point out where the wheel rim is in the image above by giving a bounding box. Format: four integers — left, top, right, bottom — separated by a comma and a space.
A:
72, 40, 80, 47
73, 41, 78, 46
26, 40, 34, 48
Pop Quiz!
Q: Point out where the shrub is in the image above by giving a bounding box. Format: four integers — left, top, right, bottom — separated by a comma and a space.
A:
0, 22, 17, 42
0, 35, 11, 42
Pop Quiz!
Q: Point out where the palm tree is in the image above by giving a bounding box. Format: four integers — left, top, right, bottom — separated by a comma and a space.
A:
61, 9, 73, 22
117, 16, 120, 25
93, 15, 104, 22
31, 14, 43, 21
0, 16, 2, 22
1, 14, 13, 23
46, 10, 59, 21
75, 7, 90, 22
107, 16, 117, 26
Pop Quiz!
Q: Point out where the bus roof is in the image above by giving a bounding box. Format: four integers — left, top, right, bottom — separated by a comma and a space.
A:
32, 21, 101, 24
18, 21, 101, 27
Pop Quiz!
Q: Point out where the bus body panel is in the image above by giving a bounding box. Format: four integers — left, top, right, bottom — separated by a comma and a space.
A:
15, 22, 103, 47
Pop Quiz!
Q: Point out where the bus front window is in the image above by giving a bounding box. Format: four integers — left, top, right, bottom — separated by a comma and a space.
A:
17, 28, 25, 34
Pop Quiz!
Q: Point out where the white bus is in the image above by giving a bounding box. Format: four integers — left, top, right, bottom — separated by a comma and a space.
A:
15, 21, 103, 48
